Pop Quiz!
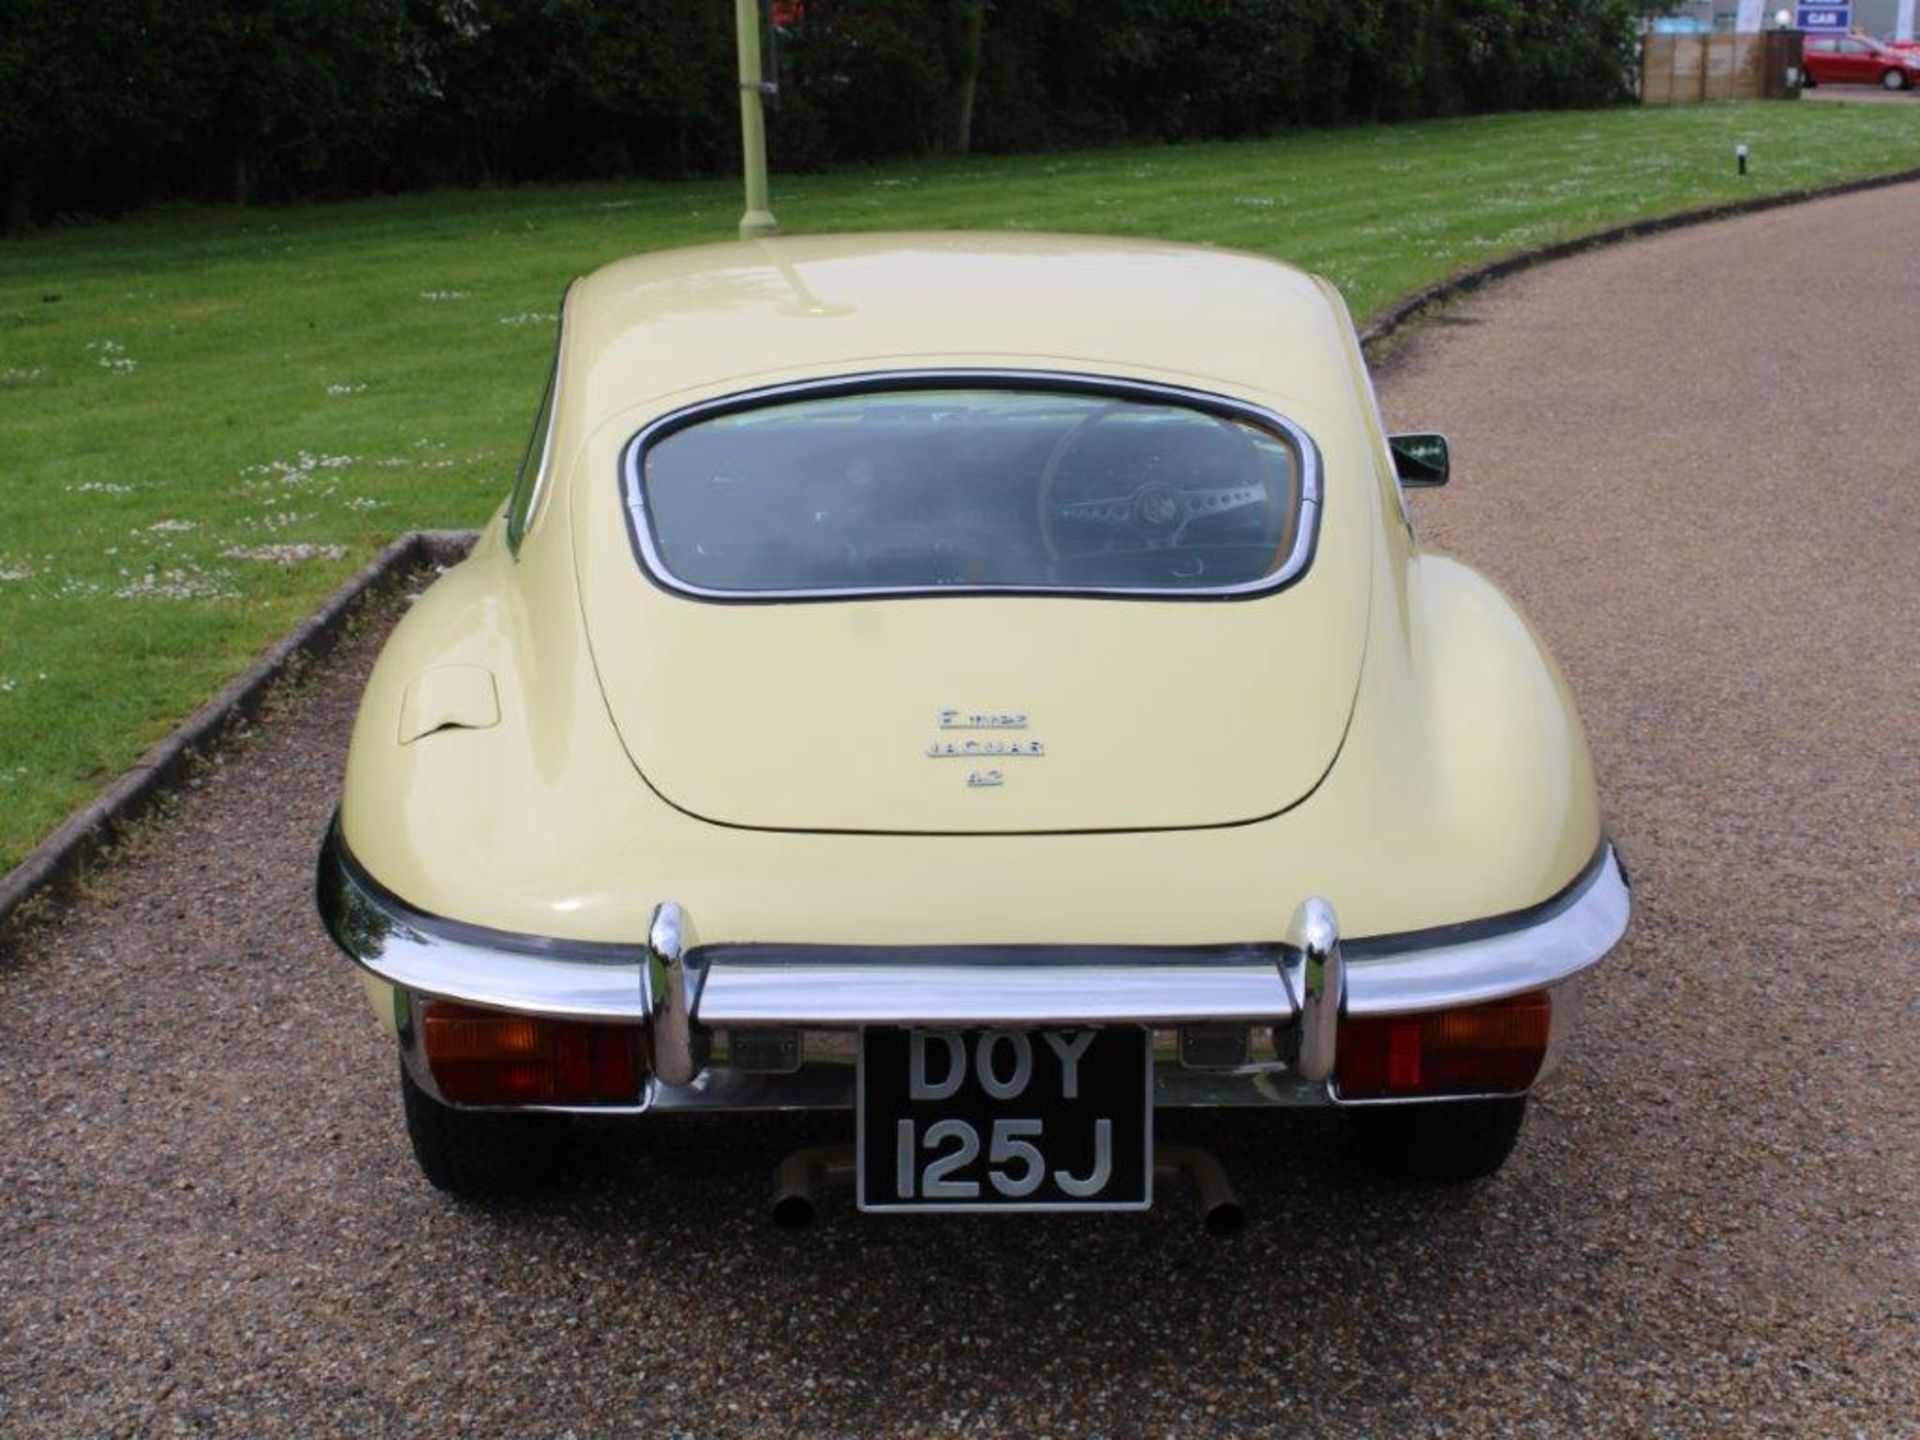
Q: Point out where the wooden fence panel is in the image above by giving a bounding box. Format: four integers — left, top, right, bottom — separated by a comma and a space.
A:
1644, 35, 1679, 104
1642, 33, 1778, 105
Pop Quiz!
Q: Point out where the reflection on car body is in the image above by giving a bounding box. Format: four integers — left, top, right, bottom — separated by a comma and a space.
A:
316, 232, 1630, 1209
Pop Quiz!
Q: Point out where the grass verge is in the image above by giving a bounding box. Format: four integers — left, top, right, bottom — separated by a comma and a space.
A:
3, 100, 1919, 869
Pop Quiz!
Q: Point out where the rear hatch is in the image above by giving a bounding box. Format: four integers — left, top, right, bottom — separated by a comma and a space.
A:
575, 378, 1372, 834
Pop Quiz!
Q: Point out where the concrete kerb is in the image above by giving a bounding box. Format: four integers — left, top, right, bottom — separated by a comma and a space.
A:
0, 529, 478, 944
6, 162, 1920, 943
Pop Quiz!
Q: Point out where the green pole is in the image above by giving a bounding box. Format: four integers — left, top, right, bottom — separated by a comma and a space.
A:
735, 0, 778, 239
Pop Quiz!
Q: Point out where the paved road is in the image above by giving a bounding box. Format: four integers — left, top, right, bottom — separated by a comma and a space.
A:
4, 185, 1917, 1437
1805, 85, 1920, 104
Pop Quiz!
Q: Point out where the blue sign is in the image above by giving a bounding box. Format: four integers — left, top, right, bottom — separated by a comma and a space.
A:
1795, 3, 1852, 30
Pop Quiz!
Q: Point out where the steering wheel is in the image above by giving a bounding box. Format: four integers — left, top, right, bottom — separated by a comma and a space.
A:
1036, 407, 1277, 564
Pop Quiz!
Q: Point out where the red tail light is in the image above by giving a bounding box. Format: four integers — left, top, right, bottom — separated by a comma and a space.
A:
1337, 991, 1551, 1099
421, 1001, 645, 1105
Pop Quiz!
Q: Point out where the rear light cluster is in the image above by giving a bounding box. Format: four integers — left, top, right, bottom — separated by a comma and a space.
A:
1337, 991, 1551, 1099
421, 1001, 646, 1105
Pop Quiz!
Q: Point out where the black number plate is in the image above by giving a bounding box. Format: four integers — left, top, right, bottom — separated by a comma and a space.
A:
857, 1027, 1152, 1212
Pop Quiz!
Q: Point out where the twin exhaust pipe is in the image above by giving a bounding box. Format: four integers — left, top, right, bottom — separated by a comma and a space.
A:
769, 1142, 1245, 1238
761, 897, 1338, 1236
739, 897, 1335, 1237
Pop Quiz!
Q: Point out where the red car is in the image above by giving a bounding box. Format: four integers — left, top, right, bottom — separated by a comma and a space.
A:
1802, 33, 1920, 90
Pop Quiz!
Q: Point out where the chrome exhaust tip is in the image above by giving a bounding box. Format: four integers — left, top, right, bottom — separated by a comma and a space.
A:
771, 1190, 818, 1232
1157, 1144, 1245, 1238
770, 1142, 855, 1231
1202, 1195, 1247, 1239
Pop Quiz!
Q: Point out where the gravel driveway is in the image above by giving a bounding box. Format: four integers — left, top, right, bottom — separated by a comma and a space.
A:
3, 184, 1916, 1437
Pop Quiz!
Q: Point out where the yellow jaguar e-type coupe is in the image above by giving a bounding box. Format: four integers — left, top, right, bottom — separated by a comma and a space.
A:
318, 233, 1629, 1213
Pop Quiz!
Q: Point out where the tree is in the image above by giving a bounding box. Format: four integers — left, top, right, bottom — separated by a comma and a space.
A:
0, 0, 220, 230
947, 0, 987, 154
201, 0, 417, 203
1, 0, 1645, 229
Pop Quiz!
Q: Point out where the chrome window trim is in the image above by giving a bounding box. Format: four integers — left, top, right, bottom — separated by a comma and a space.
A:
618, 369, 1325, 603
506, 288, 572, 556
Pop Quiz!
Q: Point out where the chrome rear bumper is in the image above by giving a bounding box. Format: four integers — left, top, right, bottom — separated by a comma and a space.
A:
316, 821, 1629, 1110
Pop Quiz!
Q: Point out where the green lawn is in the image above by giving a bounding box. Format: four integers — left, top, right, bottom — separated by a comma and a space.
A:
3, 101, 1919, 870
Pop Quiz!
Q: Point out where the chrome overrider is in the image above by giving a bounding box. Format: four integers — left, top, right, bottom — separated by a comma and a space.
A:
315, 819, 1630, 1112
1284, 897, 1342, 1085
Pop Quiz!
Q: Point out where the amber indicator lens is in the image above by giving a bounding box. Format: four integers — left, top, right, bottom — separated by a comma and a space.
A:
1336, 991, 1552, 1099
426, 1011, 547, 1061
422, 1001, 643, 1105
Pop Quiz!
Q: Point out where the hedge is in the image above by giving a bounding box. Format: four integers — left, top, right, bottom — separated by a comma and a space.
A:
0, 0, 1644, 231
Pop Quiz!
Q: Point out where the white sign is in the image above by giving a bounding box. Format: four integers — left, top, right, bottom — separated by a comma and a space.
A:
1736, 0, 1767, 31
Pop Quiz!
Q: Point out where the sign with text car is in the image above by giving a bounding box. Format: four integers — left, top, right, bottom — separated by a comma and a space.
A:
1795, 3, 1852, 30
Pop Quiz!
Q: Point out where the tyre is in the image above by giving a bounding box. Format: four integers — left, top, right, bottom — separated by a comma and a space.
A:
1347, 1095, 1528, 1185
1883, 69, 1909, 91
1801, 70, 1816, 88
399, 1061, 569, 1198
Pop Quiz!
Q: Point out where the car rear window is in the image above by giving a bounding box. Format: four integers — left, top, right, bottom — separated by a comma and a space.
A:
626, 380, 1317, 598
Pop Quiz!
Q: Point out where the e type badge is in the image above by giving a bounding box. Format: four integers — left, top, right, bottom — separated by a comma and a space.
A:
928, 708, 1044, 789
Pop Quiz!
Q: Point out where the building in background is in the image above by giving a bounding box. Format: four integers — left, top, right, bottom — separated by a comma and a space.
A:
1657, 0, 1907, 33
